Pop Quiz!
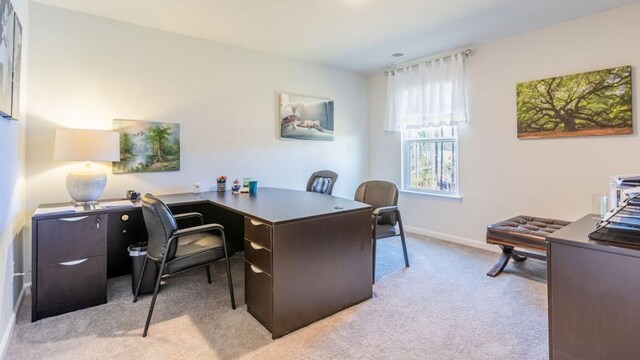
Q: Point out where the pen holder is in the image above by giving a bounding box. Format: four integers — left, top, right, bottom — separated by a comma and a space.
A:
217, 181, 226, 192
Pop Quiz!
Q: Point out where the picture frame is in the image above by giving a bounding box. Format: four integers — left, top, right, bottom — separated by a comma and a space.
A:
516, 66, 632, 139
0, 0, 14, 117
112, 119, 181, 174
279, 93, 334, 141
0, 0, 20, 120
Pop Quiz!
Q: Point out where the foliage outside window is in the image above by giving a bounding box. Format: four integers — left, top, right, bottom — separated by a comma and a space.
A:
402, 126, 458, 195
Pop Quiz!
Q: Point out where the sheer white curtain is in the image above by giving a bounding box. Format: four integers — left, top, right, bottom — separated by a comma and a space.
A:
384, 52, 468, 131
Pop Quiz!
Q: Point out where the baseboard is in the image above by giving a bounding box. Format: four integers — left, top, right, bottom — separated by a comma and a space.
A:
404, 226, 500, 253
0, 282, 29, 360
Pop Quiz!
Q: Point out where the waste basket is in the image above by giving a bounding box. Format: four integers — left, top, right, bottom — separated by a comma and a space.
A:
129, 243, 158, 296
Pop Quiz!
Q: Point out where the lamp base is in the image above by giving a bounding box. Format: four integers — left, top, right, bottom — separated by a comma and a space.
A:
66, 163, 107, 204
73, 200, 99, 207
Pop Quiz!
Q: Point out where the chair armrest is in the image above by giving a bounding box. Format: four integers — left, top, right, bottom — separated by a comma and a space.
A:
373, 206, 399, 216
173, 212, 204, 225
172, 223, 224, 238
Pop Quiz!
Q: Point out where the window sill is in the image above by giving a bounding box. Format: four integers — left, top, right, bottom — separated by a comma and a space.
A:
399, 190, 463, 203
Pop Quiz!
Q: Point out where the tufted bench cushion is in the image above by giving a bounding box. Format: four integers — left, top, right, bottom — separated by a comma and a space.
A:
486, 215, 571, 277
487, 215, 571, 250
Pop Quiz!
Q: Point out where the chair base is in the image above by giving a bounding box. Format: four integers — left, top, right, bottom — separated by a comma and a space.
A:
372, 211, 409, 284
134, 252, 236, 337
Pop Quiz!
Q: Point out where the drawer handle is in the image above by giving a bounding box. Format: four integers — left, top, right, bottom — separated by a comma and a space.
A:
59, 259, 88, 266
249, 242, 264, 250
250, 265, 264, 274
250, 219, 263, 226
60, 216, 89, 222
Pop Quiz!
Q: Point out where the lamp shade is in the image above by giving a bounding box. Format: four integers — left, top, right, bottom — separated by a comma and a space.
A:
53, 128, 120, 204
53, 128, 120, 162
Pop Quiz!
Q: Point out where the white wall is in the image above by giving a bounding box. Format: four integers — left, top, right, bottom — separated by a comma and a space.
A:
24, 3, 369, 308
26, 3, 368, 235
369, 3, 640, 247
0, 0, 28, 354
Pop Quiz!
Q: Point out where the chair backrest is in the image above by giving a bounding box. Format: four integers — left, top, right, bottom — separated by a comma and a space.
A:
141, 194, 179, 261
306, 170, 338, 195
354, 180, 399, 226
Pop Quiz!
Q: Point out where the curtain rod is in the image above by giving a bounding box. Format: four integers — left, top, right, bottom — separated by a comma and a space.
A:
383, 48, 472, 76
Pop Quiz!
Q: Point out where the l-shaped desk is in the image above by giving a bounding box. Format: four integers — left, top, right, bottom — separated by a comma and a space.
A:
32, 188, 373, 339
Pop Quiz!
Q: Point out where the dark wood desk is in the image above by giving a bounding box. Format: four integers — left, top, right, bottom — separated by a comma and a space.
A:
546, 214, 640, 360
200, 188, 373, 338
32, 188, 373, 339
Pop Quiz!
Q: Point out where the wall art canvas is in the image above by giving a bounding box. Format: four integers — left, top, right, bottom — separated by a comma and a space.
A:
280, 93, 334, 141
112, 119, 180, 174
10, 13, 21, 119
0, 0, 13, 117
516, 66, 632, 139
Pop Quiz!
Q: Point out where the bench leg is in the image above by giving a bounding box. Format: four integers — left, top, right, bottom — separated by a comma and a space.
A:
511, 251, 527, 262
487, 246, 514, 277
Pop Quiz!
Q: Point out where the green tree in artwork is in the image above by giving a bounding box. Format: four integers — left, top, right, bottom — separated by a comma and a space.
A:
146, 124, 172, 163
119, 132, 134, 160
517, 66, 632, 135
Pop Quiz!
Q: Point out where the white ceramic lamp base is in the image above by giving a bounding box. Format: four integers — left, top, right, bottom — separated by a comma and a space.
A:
66, 163, 107, 205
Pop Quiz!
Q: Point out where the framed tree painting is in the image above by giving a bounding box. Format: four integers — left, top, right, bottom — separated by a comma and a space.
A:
516, 66, 632, 139
112, 119, 181, 174
280, 93, 334, 141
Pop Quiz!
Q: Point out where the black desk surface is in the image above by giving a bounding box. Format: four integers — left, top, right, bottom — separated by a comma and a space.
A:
34, 188, 371, 224
547, 214, 640, 257
199, 187, 371, 225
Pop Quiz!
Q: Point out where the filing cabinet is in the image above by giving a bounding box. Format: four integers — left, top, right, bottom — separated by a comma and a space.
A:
242, 208, 373, 339
244, 217, 273, 331
32, 214, 108, 321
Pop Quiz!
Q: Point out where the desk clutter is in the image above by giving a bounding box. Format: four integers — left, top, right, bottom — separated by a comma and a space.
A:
590, 194, 640, 245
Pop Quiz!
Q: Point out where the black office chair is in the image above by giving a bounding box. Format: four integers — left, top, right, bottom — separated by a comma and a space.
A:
354, 180, 409, 283
306, 170, 338, 195
134, 194, 236, 337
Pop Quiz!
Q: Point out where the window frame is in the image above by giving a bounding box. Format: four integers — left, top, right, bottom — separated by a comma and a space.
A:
401, 126, 460, 197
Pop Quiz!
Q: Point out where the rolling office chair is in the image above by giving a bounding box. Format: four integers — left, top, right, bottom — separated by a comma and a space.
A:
306, 170, 338, 195
354, 180, 409, 283
134, 194, 236, 337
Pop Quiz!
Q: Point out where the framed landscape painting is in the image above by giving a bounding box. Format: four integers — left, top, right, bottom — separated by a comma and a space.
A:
280, 93, 334, 141
516, 66, 632, 139
112, 119, 180, 174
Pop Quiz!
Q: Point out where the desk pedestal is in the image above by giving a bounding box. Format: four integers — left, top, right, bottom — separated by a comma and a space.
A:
244, 209, 372, 339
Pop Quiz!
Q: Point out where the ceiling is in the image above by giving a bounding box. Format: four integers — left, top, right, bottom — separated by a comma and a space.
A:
32, 0, 640, 73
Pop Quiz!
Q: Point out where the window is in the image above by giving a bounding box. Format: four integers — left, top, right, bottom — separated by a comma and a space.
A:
402, 125, 458, 195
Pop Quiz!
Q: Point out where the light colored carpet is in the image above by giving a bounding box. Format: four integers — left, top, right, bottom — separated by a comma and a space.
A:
6, 234, 548, 360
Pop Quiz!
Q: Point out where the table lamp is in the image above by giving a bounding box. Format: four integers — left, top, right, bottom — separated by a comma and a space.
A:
53, 128, 120, 205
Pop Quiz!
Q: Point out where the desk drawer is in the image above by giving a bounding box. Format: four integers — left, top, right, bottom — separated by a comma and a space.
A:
36, 255, 107, 312
245, 261, 272, 331
37, 215, 107, 264
244, 239, 271, 275
244, 217, 271, 250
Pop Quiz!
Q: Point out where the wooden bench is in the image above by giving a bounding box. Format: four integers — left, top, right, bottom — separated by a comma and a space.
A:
486, 215, 571, 277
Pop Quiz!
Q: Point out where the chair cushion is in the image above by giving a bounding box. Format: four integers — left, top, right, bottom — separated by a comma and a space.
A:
486, 215, 571, 248
354, 181, 399, 226
376, 224, 399, 239
164, 233, 230, 274
310, 177, 332, 194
